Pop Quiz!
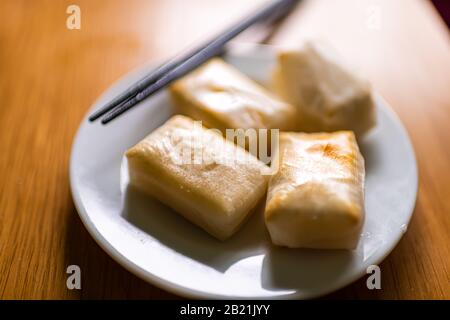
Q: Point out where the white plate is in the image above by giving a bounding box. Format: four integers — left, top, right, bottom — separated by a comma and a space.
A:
70, 45, 418, 299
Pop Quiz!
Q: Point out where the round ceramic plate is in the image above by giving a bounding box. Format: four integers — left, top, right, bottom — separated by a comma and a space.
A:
70, 44, 418, 299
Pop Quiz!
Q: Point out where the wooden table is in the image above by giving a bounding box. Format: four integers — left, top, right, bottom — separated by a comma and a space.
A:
0, 0, 449, 299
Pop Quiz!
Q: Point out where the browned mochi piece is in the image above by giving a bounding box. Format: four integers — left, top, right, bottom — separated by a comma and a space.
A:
126, 115, 269, 240
169, 58, 297, 134
265, 131, 365, 249
273, 41, 376, 137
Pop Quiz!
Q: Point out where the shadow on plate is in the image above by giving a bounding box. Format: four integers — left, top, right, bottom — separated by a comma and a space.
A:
122, 185, 358, 294
261, 247, 355, 294
121, 185, 271, 273
359, 131, 380, 175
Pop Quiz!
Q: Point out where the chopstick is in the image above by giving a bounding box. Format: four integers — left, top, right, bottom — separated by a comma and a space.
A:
88, 43, 223, 122
90, 0, 299, 124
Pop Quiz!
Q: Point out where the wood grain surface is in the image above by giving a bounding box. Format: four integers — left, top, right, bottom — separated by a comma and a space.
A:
0, 0, 449, 299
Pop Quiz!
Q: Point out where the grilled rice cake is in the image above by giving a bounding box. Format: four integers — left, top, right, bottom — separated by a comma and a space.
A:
265, 131, 365, 249
170, 58, 297, 133
126, 115, 269, 240
273, 41, 376, 136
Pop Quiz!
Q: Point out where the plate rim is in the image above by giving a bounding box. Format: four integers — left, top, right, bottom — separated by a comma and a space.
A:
69, 44, 418, 299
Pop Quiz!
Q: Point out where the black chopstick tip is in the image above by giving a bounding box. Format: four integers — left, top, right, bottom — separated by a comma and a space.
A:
88, 114, 99, 122
88, 108, 109, 122
100, 110, 121, 124
100, 117, 112, 125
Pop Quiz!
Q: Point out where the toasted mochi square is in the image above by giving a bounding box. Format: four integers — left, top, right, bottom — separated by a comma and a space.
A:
169, 58, 297, 133
265, 131, 365, 249
273, 41, 376, 136
126, 115, 269, 240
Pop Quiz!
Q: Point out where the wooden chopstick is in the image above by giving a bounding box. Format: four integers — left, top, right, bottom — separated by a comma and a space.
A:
92, 0, 299, 124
